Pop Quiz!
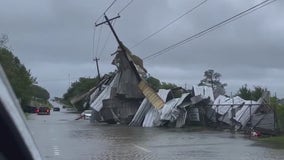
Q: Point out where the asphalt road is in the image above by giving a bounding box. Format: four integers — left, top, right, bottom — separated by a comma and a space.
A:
27, 107, 284, 160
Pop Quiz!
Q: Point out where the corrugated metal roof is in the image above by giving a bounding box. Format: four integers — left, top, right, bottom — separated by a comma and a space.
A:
160, 98, 180, 121
193, 85, 214, 101
129, 98, 151, 126
210, 95, 261, 128
133, 89, 172, 127
90, 74, 119, 111
142, 107, 160, 127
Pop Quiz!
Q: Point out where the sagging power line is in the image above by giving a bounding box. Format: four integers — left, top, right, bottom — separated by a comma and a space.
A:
95, 0, 118, 24
118, 0, 135, 14
131, 0, 208, 49
143, 0, 277, 61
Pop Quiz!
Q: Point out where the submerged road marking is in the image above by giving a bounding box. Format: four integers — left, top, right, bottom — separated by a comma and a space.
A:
53, 145, 60, 156
132, 144, 151, 153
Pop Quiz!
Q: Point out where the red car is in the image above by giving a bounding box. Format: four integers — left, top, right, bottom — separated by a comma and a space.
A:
37, 107, 50, 115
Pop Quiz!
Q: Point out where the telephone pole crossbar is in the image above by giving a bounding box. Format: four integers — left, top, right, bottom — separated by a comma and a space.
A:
95, 14, 121, 47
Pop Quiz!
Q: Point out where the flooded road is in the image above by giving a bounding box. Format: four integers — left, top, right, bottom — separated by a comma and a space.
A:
27, 109, 284, 160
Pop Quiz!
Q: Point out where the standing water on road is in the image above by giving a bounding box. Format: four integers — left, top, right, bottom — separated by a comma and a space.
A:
27, 110, 284, 160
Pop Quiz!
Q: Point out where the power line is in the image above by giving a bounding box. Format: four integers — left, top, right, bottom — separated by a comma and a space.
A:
95, 25, 103, 58
118, 0, 135, 14
143, 0, 276, 61
98, 20, 117, 59
92, 26, 96, 60
131, 0, 208, 49
104, 0, 118, 14
95, 0, 118, 24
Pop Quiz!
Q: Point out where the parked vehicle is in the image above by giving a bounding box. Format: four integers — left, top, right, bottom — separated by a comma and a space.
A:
53, 107, 60, 111
37, 107, 50, 115
81, 110, 92, 120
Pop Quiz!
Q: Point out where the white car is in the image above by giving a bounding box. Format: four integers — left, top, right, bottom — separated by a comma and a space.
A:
81, 110, 92, 120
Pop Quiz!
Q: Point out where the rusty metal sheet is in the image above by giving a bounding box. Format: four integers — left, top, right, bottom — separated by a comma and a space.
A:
138, 80, 164, 109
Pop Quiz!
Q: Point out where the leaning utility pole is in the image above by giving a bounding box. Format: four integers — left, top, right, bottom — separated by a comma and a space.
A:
93, 57, 101, 81
95, 14, 122, 50
95, 13, 141, 82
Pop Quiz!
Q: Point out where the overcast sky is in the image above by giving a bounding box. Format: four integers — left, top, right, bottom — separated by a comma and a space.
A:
1, 0, 283, 98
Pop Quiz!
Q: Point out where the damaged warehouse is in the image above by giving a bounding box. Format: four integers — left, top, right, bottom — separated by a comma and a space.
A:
69, 42, 278, 135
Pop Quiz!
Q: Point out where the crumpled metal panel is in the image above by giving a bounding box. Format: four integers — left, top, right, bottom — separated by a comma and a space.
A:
212, 95, 245, 115
142, 92, 191, 128
160, 98, 180, 121
129, 98, 151, 126
90, 74, 119, 111
138, 89, 172, 127
176, 108, 187, 127
210, 95, 261, 128
234, 98, 261, 129
193, 85, 214, 101
142, 107, 160, 127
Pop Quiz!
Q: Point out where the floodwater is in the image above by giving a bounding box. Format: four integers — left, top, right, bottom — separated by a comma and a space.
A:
27, 110, 284, 160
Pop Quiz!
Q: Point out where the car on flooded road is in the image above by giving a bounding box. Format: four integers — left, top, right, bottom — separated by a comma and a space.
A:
53, 107, 60, 111
81, 110, 92, 120
37, 107, 50, 115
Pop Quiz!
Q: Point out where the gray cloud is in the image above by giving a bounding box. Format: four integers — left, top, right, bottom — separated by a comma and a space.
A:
1, 0, 283, 98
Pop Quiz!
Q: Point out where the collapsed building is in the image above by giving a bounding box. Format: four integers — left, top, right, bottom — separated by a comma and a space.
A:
70, 42, 278, 134
206, 95, 278, 134
88, 43, 147, 124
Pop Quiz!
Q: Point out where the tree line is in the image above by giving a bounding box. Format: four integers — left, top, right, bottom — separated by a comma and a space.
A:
0, 34, 50, 110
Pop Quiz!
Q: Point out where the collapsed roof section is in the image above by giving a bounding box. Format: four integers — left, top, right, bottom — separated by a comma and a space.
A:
89, 43, 165, 124
207, 95, 277, 134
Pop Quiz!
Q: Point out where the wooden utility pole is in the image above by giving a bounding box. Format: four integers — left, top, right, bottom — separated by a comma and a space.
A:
95, 13, 142, 82
95, 14, 121, 47
93, 57, 101, 81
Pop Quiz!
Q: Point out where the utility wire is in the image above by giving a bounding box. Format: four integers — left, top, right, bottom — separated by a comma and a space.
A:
104, 0, 118, 14
131, 0, 208, 49
143, 0, 276, 60
95, 25, 103, 58
92, 26, 96, 60
98, 20, 117, 59
95, 0, 118, 24
118, 0, 135, 14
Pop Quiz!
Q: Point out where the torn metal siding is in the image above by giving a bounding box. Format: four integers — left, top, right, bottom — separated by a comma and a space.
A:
90, 74, 119, 111
141, 92, 191, 128
193, 85, 214, 101
113, 53, 144, 99
211, 95, 245, 125
209, 95, 265, 130
129, 98, 151, 126
89, 43, 148, 124
136, 89, 172, 127
233, 99, 261, 129
143, 107, 160, 127
160, 98, 180, 121
160, 93, 191, 121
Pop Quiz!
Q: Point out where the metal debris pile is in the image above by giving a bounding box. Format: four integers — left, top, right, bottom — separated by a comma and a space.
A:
72, 43, 277, 134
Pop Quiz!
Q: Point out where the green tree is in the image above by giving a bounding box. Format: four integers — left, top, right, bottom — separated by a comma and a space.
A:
236, 84, 251, 100
199, 69, 227, 98
31, 85, 50, 100
63, 77, 99, 102
269, 96, 284, 131
146, 76, 161, 91
160, 82, 178, 89
0, 46, 36, 106
236, 85, 267, 101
